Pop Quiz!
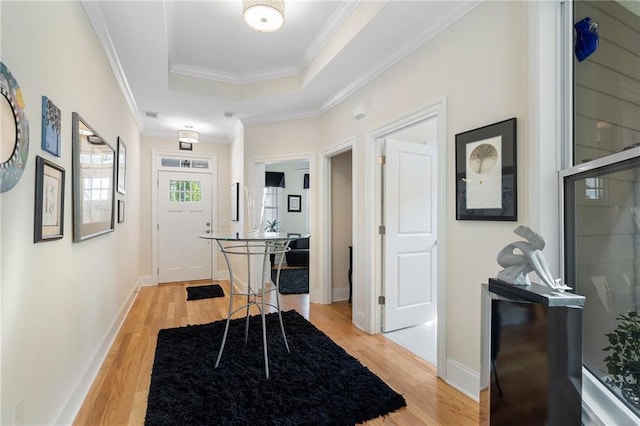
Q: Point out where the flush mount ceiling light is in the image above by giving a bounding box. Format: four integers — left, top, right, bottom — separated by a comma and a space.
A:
243, 0, 284, 32
178, 130, 200, 143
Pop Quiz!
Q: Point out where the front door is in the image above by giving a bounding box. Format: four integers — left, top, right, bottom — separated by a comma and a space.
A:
158, 170, 212, 283
383, 138, 438, 331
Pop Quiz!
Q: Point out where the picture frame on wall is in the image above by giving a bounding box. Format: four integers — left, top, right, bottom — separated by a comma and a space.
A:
34, 156, 65, 242
179, 141, 192, 151
41, 96, 61, 157
288, 194, 302, 212
230, 182, 239, 221
455, 117, 517, 221
118, 199, 125, 224
117, 137, 127, 194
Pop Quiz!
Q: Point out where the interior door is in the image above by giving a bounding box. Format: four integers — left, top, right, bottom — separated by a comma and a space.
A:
158, 170, 212, 283
383, 138, 438, 332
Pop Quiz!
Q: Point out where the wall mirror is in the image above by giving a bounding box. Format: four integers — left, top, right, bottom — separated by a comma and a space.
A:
72, 112, 115, 241
0, 62, 29, 192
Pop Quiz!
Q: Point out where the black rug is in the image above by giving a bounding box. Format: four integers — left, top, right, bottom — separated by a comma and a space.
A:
145, 310, 406, 425
272, 268, 309, 294
186, 284, 224, 301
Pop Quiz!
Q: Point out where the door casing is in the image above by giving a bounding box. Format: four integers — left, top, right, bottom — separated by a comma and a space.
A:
151, 150, 218, 285
364, 97, 448, 379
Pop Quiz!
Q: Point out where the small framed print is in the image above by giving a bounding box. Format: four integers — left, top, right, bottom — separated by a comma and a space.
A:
34, 156, 65, 242
455, 117, 517, 221
118, 200, 125, 224
117, 137, 126, 194
230, 182, 239, 221
179, 141, 193, 151
42, 96, 61, 157
288, 194, 302, 212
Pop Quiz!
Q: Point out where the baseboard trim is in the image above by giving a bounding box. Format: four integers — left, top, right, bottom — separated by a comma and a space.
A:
138, 275, 155, 286
331, 286, 349, 302
444, 358, 480, 402
54, 281, 141, 424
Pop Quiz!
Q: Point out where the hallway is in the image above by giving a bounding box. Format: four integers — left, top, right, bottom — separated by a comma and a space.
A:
74, 280, 478, 425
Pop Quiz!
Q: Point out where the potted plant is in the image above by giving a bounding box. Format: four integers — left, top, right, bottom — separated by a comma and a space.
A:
264, 219, 282, 232
603, 311, 640, 408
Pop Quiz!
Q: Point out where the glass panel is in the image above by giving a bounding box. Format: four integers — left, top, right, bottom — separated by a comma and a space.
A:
573, 1, 640, 165
168, 179, 201, 203
564, 156, 640, 417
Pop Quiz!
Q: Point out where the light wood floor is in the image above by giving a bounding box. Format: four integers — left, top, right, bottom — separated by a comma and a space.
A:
74, 280, 479, 425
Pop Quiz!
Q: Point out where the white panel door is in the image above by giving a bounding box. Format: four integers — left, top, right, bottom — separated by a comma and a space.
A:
158, 170, 212, 283
383, 138, 437, 332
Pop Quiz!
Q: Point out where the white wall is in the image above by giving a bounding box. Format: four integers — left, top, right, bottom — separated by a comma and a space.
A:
244, 1, 531, 398
1, 2, 141, 424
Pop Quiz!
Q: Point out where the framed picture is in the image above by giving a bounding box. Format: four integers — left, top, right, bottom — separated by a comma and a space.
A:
118, 199, 125, 224
117, 137, 126, 194
230, 182, 239, 221
72, 112, 115, 242
288, 194, 302, 212
179, 141, 192, 151
34, 156, 65, 242
41, 96, 61, 157
455, 117, 517, 221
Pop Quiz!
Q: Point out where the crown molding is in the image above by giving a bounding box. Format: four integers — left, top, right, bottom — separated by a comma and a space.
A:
170, 62, 299, 84
322, 1, 482, 112
81, 0, 143, 130
241, 106, 323, 126
298, 1, 361, 72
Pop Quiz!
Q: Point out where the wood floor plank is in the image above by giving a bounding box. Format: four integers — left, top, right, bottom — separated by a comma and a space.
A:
73, 280, 479, 425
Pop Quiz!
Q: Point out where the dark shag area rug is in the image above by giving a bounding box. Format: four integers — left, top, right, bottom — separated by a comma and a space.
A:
272, 268, 309, 294
186, 284, 224, 301
145, 310, 406, 425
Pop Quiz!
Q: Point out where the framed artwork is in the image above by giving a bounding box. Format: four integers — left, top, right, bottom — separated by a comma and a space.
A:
179, 141, 192, 151
118, 199, 125, 224
288, 194, 302, 212
230, 182, 239, 221
34, 156, 65, 242
117, 137, 126, 194
455, 117, 517, 221
41, 96, 61, 157
71, 112, 115, 242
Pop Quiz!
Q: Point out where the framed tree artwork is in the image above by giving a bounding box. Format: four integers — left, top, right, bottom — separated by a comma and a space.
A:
455, 118, 517, 221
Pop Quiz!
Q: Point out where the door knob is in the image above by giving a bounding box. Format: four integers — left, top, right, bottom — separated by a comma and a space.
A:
206, 222, 211, 227
206, 230, 211, 234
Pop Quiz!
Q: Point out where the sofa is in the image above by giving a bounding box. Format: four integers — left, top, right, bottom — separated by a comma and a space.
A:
285, 237, 309, 267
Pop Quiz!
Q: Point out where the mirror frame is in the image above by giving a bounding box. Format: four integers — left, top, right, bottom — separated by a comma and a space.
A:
72, 112, 115, 242
0, 61, 29, 193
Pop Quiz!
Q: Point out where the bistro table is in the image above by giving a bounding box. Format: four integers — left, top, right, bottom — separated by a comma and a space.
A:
199, 231, 308, 378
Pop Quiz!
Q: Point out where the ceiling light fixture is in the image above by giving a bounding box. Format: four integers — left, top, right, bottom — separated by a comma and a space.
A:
242, 0, 284, 33
178, 129, 200, 143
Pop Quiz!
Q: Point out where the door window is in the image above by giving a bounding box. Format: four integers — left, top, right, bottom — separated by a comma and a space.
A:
169, 180, 202, 202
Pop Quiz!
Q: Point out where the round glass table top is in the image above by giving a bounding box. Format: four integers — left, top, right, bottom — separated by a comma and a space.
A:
200, 232, 309, 241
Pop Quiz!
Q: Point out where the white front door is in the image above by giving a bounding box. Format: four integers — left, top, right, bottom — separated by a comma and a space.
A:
158, 170, 212, 283
383, 138, 438, 332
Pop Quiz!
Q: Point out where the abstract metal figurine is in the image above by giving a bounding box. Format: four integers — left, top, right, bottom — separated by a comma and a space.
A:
497, 225, 572, 291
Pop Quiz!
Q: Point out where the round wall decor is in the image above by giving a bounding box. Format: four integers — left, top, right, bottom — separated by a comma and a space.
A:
0, 61, 29, 192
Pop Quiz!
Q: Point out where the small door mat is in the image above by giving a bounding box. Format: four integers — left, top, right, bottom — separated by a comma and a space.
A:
186, 284, 224, 301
